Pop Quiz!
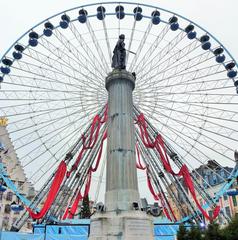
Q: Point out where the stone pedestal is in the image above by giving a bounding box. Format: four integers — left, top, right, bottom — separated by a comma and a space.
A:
89, 211, 154, 240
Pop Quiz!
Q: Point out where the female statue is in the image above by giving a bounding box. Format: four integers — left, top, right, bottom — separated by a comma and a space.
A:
111, 34, 126, 70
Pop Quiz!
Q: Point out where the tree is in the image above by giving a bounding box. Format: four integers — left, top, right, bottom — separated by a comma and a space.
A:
80, 195, 91, 219
187, 225, 202, 240
204, 221, 224, 240
176, 215, 238, 240
177, 224, 189, 240
221, 214, 238, 240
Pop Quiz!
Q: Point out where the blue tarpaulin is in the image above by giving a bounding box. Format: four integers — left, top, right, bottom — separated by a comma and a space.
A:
0, 218, 184, 240
0, 232, 177, 240
0, 232, 88, 240
154, 237, 175, 240
46, 225, 88, 235
1, 223, 89, 240
0, 232, 44, 240
154, 224, 179, 235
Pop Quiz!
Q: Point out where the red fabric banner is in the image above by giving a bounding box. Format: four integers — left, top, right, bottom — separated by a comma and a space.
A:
136, 113, 220, 221
68, 191, 83, 219
161, 193, 177, 221
83, 170, 92, 198
63, 106, 108, 219
146, 170, 176, 221
163, 207, 172, 221
62, 206, 69, 220
90, 131, 107, 172
27, 161, 67, 219
83, 115, 101, 149
146, 170, 159, 200
67, 105, 108, 177
63, 170, 92, 219
62, 189, 83, 220
136, 143, 147, 170
101, 104, 108, 123
65, 131, 107, 218
67, 148, 86, 177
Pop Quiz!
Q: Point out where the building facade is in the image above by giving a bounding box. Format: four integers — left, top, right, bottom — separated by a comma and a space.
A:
0, 117, 35, 231
168, 160, 238, 224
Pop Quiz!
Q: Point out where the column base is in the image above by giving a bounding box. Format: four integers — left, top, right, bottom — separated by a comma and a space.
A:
89, 211, 154, 240
105, 189, 140, 211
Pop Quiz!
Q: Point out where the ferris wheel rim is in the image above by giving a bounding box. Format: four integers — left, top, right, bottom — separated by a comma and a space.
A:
0, 2, 236, 164
0, 0, 237, 69
0, 1, 236, 181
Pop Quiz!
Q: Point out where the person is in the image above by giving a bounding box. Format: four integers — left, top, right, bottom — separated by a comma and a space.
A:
111, 34, 126, 69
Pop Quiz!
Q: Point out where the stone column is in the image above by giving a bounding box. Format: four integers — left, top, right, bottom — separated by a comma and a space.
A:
89, 70, 154, 240
105, 69, 139, 211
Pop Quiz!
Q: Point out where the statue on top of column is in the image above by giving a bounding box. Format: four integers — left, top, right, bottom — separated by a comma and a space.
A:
111, 34, 126, 70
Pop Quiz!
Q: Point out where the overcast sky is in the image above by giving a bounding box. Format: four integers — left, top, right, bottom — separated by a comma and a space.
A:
0, 0, 237, 61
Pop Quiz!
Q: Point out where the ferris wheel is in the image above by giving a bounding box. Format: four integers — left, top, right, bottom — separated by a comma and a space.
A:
0, 1, 238, 231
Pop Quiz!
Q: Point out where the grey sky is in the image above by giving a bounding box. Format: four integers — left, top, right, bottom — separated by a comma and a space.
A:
0, 0, 237, 62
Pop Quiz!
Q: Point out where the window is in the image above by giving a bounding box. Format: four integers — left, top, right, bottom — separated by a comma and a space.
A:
212, 174, 217, 185
18, 181, 24, 188
4, 204, 11, 214
224, 194, 228, 201
6, 191, 13, 201
225, 206, 231, 218
0, 141, 5, 151
232, 196, 237, 207
27, 222, 32, 229
220, 169, 225, 179
0, 191, 3, 200
203, 175, 209, 188
2, 216, 9, 229
218, 215, 223, 224
208, 210, 213, 218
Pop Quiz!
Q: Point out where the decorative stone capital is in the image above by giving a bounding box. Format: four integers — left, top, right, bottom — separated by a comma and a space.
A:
105, 69, 135, 91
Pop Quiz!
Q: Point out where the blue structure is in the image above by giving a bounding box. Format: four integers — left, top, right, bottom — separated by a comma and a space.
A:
0, 218, 188, 240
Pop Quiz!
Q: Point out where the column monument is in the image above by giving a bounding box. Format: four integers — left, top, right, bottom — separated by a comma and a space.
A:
89, 35, 154, 240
